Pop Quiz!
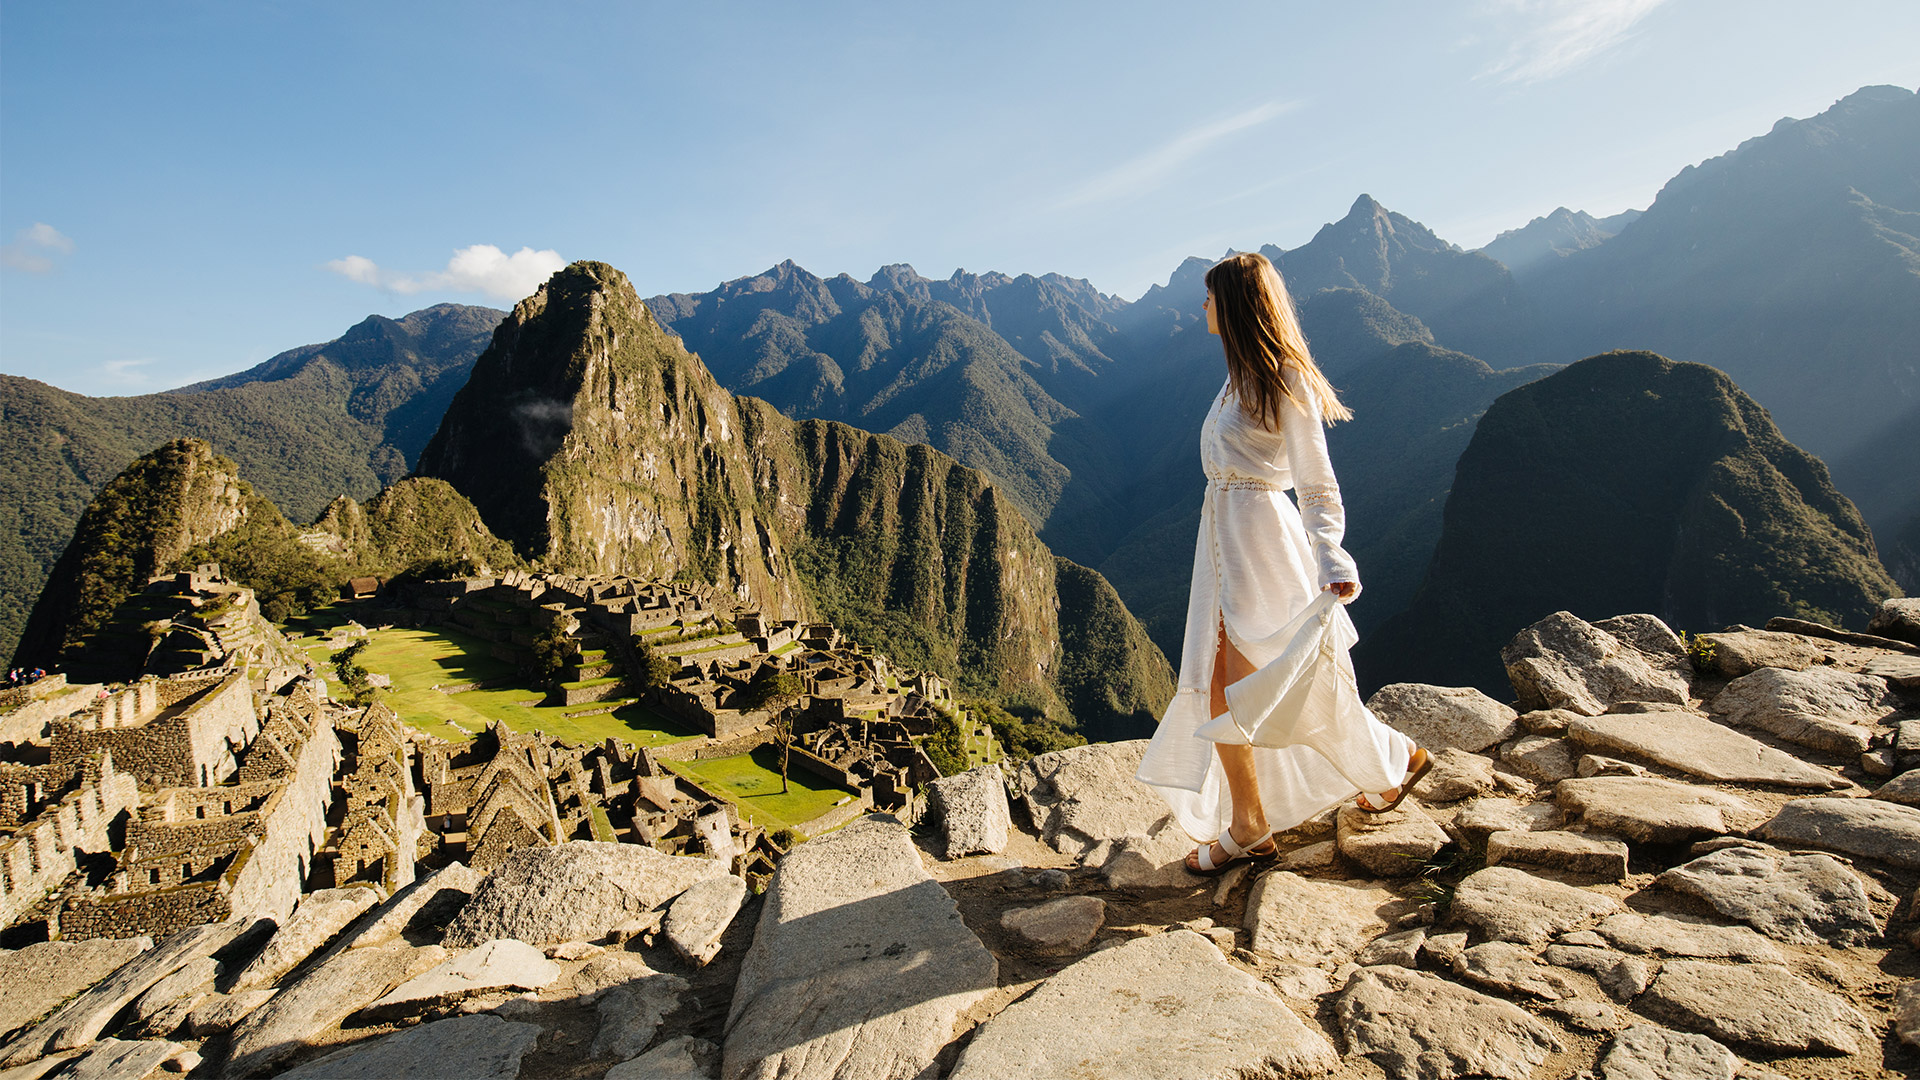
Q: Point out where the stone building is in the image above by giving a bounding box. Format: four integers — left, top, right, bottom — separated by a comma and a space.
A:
50, 672, 259, 790
325, 703, 426, 894
419, 721, 563, 870
0, 752, 139, 932
55, 678, 339, 941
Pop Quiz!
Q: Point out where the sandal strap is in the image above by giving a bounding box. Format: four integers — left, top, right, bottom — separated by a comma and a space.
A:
1215, 827, 1246, 860
1196, 838, 1220, 872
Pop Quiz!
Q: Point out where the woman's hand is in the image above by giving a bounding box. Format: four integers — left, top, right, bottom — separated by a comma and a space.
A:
1326, 581, 1358, 601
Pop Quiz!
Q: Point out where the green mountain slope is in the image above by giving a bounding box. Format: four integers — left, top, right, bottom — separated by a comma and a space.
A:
0, 304, 502, 662
419, 261, 1172, 737
1358, 352, 1900, 696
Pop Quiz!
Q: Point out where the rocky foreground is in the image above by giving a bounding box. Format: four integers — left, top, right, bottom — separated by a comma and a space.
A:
3, 601, 1919, 1079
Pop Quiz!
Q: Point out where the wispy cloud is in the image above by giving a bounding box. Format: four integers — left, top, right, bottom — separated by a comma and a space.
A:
1, 222, 74, 273
1478, 0, 1668, 84
1057, 100, 1303, 210
99, 358, 156, 388
325, 244, 567, 301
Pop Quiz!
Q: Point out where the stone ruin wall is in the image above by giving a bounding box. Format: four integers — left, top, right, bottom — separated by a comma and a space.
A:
222, 710, 338, 925
0, 753, 139, 929
50, 673, 259, 790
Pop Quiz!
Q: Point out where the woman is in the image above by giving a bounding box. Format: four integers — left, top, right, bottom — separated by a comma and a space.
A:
1135, 252, 1430, 874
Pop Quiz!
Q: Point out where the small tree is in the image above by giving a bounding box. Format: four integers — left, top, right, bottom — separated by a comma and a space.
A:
740, 663, 805, 792
630, 637, 676, 689
531, 624, 572, 685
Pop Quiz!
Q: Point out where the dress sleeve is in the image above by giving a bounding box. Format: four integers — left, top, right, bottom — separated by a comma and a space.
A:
1280, 370, 1362, 600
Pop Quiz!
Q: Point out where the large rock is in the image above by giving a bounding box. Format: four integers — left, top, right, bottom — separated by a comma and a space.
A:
607, 1036, 720, 1080
1364, 684, 1518, 753
1500, 734, 1581, 784
1555, 776, 1756, 843
1485, 829, 1628, 879
360, 939, 562, 1021
1638, 960, 1872, 1055
1539, 944, 1653, 1002
338, 862, 485, 951
1000, 896, 1104, 956
1691, 628, 1827, 678
1449, 797, 1562, 841
591, 969, 690, 1062
723, 816, 997, 1080
277, 1013, 542, 1080
5, 918, 250, 1063
1335, 966, 1561, 1080
233, 886, 380, 990
1562, 710, 1846, 790
1016, 740, 1163, 856
444, 841, 729, 948
1410, 749, 1500, 802
926, 765, 1011, 858
1873, 770, 1920, 807
1453, 942, 1582, 1001
0, 938, 151, 1042
1449, 867, 1619, 945
1244, 871, 1417, 970
224, 942, 446, 1077
1593, 912, 1786, 963
1758, 795, 1920, 868
1096, 815, 1203, 889
665, 874, 748, 968
1590, 1025, 1737, 1080
1869, 597, 1920, 646
125, 955, 218, 1035
1334, 803, 1450, 876
47, 1037, 183, 1080
1656, 844, 1878, 945
1712, 667, 1902, 755
949, 930, 1336, 1080
1502, 612, 1690, 717
1898, 981, 1920, 1049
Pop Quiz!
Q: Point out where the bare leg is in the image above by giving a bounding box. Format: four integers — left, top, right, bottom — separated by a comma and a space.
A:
1186, 620, 1274, 871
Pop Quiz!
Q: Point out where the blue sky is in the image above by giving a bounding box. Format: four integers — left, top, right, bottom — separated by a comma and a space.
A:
2, 1, 1915, 396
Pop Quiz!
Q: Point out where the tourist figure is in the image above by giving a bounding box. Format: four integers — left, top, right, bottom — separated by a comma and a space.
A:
1136, 252, 1431, 874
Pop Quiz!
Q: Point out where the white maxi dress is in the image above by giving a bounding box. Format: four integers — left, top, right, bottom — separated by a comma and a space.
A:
1135, 372, 1415, 842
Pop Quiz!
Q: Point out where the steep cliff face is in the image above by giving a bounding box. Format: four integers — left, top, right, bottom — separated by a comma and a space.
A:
1359, 352, 1901, 694
13, 439, 252, 667
419, 262, 1172, 728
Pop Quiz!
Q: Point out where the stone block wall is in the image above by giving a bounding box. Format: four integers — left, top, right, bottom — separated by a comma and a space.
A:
0, 753, 138, 930
52, 672, 257, 789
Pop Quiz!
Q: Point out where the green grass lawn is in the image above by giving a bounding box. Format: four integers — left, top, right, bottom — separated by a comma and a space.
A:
295, 616, 700, 747
664, 745, 854, 832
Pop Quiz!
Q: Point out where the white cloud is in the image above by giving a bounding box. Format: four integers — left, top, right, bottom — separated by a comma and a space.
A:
1, 222, 74, 273
325, 244, 567, 301
1058, 100, 1303, 210
1478, 0, 1668, 84
100, 358, 156, 387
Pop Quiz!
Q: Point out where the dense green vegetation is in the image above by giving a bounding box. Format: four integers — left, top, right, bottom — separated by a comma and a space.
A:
0, 304, 502, 661
1359, 352, 1901, 695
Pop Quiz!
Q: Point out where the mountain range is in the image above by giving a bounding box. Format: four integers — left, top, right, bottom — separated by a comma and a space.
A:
4, 84, 1912, 705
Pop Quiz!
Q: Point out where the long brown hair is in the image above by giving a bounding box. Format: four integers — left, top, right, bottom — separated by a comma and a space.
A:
1205, 252, 1352, 429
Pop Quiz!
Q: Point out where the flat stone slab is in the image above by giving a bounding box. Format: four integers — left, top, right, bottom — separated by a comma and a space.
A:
1713, 667, 1902, 755
1898, 981, 1920, 1049
606, 1035, 720, 1080
1656, 844, 1879, 945
278, 1014, 542, 1080
1017, 740, 1163, 856
1410, 749, 1499, 802
949, 930, 1336, 1080
723, 816, 997, 1080
1500, 734, 1581, 784
341, 862, 485, 950
665, 874, 747, 968
444, 841, 729, 948
1097, 814, 1204, 889
1502, 612, 1690, 717
1638, 960, 1872, 1055
1539, 944, 1653, 1001
1486, 829, 1628, 879
1335, 966, 1561, 1080
1758, 795, 1920, 868
1870, 770, 1920, 806
51, 1037, 182, 1080
1335, 802, 1450, 876
225, 942, 447, 1077
1590, 1025, 1736, 1080
1450, 867, 1619, 945
1693, 628, 1828, 679
1454, 942, 1582, 1001
927, 764, 1011, 858
1365, 684, 1518, 753
1555, 776, 1755, 843
362, 938, 561, 1020
1863, 654, 1920, 690
1244, 871, 1416, 969
1000, 896, 1105, 956
6, 918, 249, 1063
186, 989, 276, 1037
233, 886, 380, 990
590, 969, 689, 1062
0, 938, 151, 1042
1449, 797, 1562, 841
1593, 912, 1786, 963
1563, 710, 1845, 789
